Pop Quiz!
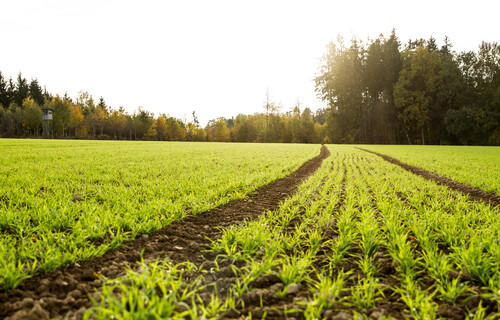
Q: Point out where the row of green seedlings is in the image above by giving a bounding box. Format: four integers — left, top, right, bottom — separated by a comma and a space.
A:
84, 148, 345, 319
83, 148, 362, 318
359, 149, 500, 318
84, 146, 500, 319
85, 147, 399, 319
212, 146, 500, 319
351, 152, 440, 319
0, 146, 320, 291
300, 147, 498, 319
361, 145, 500, 194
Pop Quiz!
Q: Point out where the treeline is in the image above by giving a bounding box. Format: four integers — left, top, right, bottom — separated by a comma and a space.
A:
208, 106, 327, 143
0, 72, 327, 142
315, 30, 500, 145
2, 30, 499, 145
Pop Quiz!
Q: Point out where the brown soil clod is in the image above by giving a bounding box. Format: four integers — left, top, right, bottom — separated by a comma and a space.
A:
0, 146, 330, 319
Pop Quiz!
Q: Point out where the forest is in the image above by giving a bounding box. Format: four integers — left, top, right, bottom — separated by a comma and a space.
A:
0, 78, 326, 143
316, 31, 500, 145
0, 30, 499, 145
0, 73, 327, 143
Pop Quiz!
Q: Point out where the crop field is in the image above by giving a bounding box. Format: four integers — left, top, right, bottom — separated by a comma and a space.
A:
359, 145, 500, 195
1, 141, 500, 319
0, 139, 319, 291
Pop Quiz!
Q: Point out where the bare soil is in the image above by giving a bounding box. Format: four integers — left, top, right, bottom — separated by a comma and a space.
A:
0, 146, 329, 320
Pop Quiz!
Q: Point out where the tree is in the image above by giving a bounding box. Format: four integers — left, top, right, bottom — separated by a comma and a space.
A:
432, 38, 465, 144
164, 116, 186, 141
314, 122, 326, 143
0, 107, 16, 136
110, 108, 127, 139
394, 45, 443, 144
144, 123, 157, 140
216, 118, 231, 142
94, 96, 109, 136
313, 108, 327, 125
364, 36, 386, 143
381, 30, 403, 144
50, 95, 72, 137
192, 111, 200, 128
193, 127, 206, 141
264, 89, 271, 142
290, 105, 301, 143
155, 116, 167, 140
14, 73, 29, 107
29, 78, 44, 106
315, 37, 365, 143
300, 108, 315, 143
69, 105, 86, 138
0, 71, 10, 108
234, 114, 257, 142
98, 97, 107, 111
86, 111, 99, 137
132, 107, 154, 139
21, 97, 42, 136
475, 42, 500, 144
76, 91, 95, 115
444, 107, 485, 145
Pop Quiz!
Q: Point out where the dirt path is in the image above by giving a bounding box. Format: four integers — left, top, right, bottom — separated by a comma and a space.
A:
0, 146, 330, 320
359, 148, 500, 207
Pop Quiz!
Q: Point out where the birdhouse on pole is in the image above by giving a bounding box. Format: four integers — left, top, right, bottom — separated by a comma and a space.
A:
42, 108, 53, 137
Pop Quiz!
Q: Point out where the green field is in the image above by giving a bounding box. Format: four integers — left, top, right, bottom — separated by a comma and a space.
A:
0, 139, 319, 289
1, 141, 499, 319
88, 145, 500, 319
360, 145, 500, 194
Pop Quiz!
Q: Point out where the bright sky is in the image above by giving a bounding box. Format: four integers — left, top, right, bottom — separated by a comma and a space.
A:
1, 0, 498, 126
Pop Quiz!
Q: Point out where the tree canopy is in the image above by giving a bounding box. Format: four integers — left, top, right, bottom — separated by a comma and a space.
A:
315, 31, 500, 145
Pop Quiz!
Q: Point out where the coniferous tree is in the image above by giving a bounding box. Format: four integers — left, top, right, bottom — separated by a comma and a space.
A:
381, 30, 403, 144
29, 78, 44, 106
14, 73, 29, 107
0, 71, 9, 108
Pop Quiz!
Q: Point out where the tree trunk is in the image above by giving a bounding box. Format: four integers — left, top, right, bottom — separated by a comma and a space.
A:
421, 127, 425, 145
405, 129, 411, 145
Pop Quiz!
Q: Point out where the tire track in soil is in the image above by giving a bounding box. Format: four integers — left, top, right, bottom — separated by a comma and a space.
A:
233, 156, 349, 319
0, 146, 330, 320
232, 150, 497, 319
359, 148, 500, 208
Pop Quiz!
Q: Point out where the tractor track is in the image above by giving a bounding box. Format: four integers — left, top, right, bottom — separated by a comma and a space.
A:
359, 148, 500, 208
0, 146, 330, 320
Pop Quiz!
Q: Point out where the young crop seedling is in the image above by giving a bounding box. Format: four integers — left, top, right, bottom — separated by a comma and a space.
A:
395, 285, 438, 320
277, 254, 313, 287
436, 277, 469, 305
350, 276, 384, 311
85, 259, 201, 319
309, 269, 350, 310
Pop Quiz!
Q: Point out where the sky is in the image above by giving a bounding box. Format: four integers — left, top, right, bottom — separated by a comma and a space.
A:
1, 0, 499, 126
